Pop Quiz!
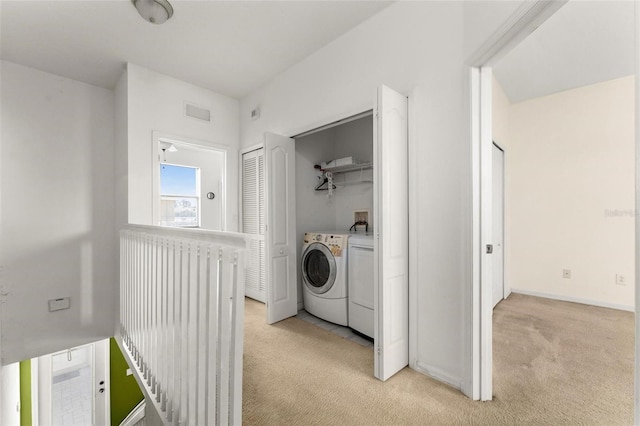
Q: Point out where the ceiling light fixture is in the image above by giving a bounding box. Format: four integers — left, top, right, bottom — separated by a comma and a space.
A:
131, 0, 173, 25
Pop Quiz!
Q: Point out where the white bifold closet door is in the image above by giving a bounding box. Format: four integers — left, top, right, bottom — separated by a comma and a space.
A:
374, 84, 409, 381
264, 133, 297, 324
242, 148, 267, 303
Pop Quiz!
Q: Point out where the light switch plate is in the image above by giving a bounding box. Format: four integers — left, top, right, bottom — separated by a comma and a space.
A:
48, 297, 70, 312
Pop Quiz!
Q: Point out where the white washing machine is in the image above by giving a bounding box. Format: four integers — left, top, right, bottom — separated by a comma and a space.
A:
301, 232, 349, 326
348, 233, 375, 338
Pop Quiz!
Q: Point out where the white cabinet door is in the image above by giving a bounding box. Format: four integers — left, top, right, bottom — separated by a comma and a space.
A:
265, 133, 298, 324
374, 85, 409, 381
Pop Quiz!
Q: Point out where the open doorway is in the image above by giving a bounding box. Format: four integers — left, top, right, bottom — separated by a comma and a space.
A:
471, 0, 636, 411
152, 133, 227, 231
29, 339, 110, 426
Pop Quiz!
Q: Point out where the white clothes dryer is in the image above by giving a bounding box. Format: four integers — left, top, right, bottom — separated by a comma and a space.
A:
301, 232, 349, 325
348, 233, 374, 338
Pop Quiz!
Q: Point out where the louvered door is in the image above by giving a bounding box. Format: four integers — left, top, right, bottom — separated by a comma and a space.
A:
242, 148, 266, 302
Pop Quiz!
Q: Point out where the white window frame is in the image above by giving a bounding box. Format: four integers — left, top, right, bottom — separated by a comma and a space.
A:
151, 131, 228, 230
159, 162, 202, 228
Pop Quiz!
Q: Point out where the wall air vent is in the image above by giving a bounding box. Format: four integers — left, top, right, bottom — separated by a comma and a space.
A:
185, 103, 211, 122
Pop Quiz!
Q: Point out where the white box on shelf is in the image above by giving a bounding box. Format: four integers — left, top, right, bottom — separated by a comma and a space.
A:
321, 157, 357, 170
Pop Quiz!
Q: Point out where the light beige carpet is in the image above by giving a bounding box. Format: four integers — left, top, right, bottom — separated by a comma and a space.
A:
243, 294, 633, 425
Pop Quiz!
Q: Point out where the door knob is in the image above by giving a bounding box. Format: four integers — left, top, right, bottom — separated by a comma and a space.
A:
279, 249, 284, 254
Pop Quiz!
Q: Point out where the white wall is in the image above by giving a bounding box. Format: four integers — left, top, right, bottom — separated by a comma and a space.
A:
333, 117, 374, 231
293, 116, 373, 307
494, 75, 635, 310
126, 64, 240, 231
0, 61, 116, 364
492, 76, 511, 149
241, 1, 471, 388
115, 69, 128, 233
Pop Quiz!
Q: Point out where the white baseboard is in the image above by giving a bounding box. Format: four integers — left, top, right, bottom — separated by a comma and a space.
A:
510, 288, 634, 312
297, 301, 304, 311
413, 361, 462, 390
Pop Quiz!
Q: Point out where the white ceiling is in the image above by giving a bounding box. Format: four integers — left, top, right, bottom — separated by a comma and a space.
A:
0, 1, 392, 99
494, 0, 635, 103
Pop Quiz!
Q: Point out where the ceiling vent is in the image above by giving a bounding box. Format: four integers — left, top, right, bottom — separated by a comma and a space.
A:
185, 103, 211, 123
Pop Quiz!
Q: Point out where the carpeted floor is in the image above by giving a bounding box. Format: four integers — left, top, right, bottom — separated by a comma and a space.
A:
243, 293, 633, 425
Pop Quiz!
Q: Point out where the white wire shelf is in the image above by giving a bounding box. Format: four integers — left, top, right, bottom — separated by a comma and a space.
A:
322, 162, 373, 174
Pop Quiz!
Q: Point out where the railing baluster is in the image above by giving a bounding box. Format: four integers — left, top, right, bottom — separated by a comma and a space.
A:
218, 248, 230, 426
166, 239, 175, 422
118, 226, 247, 426
159, 237, 166, 407
188, 242, 198, 426
216, 248, 223, 425
197, 244, 207, 424
173, 240, 182, 426
181, 241, 190, 426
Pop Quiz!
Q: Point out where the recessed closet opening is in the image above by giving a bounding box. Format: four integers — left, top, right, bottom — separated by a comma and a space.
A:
293, 112, 375, 348
242, 84, 409, 382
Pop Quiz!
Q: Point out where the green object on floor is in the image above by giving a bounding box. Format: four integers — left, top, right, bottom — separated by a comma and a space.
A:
20, 359, 32, 426
110, 338, 144, 426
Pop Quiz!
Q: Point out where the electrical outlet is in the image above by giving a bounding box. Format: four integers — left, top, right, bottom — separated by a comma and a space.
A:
563, 269, 571, 279
616, 274, 626, 286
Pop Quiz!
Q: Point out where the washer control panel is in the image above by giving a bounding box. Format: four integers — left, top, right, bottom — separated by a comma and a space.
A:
303, 233, 348, 257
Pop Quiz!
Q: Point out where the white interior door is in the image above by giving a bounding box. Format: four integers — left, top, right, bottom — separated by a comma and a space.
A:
265, 133, 297, 324
374, 85, 409, 381
492, 144, 504, 308
36, 339, 110, 426
242, 148, 267, 303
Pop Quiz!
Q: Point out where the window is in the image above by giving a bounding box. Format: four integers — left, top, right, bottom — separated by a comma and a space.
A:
160, 164, 200, 227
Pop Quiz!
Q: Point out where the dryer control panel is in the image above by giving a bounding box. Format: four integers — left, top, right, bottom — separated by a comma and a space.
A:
303, 232, 349, 257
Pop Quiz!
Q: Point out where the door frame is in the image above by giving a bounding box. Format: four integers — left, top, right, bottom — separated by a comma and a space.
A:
634, 2, 640, 423
467, 0, 569, 401
151, 131, 229, 231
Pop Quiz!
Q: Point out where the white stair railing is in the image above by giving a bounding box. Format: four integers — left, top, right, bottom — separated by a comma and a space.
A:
119, 225, 249, 425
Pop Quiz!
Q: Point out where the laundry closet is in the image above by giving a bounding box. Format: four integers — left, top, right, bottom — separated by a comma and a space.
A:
241, 84, 409, 381
294, 113, 375, 339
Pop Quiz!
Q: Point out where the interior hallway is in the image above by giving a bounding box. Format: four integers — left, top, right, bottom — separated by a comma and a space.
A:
243, 294, 633, 425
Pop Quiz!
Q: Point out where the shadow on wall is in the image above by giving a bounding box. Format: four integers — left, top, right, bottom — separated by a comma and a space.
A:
1, 61, 117, 365
2, 233, 117, 365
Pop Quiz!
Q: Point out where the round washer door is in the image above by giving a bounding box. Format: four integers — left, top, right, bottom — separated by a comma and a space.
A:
301, 242, 337, 294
